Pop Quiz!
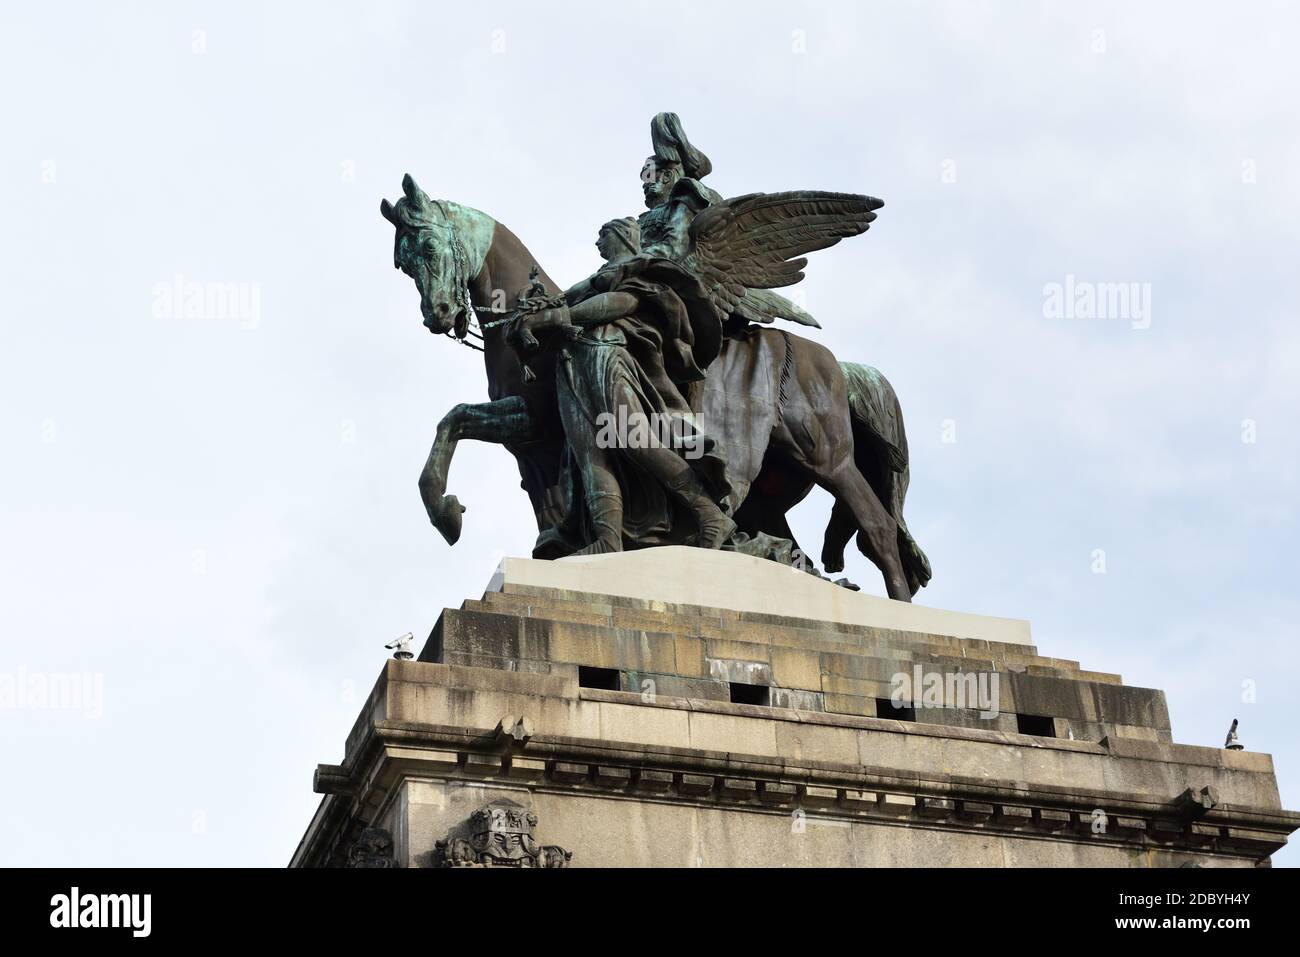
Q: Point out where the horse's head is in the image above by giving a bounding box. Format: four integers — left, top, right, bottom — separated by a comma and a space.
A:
380, 174, 473, 337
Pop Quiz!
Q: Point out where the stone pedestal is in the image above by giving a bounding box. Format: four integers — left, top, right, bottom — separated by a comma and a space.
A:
291, 548, 1298, 867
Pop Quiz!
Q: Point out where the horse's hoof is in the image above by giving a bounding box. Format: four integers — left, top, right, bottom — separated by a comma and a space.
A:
821, 549, 845, 574
432, 495, 466, 545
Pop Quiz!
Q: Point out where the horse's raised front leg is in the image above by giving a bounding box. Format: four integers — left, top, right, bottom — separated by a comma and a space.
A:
418, 395, 537, 544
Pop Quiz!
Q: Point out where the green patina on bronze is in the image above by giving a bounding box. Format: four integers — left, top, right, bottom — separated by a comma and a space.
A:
379, 113, 931, 601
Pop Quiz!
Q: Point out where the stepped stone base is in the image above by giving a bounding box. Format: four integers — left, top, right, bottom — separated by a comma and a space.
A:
292, 548, 1298, 868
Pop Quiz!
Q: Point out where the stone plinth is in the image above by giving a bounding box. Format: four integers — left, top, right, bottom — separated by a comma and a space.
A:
489, 547, 1032, 646
292, 548, 1299, 868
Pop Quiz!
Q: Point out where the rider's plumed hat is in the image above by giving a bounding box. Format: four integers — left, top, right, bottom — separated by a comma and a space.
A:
650, 112, 712, 181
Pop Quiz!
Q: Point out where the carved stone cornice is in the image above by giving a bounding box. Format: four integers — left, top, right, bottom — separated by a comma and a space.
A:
305, 717, 1300, 866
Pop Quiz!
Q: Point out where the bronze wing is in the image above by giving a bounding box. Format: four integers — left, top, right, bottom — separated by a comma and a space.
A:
734, 287, 821, 328
684, 190, 884, 320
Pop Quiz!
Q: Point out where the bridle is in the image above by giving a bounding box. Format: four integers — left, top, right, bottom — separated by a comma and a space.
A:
414, 203, 551, 354
414, 200, 505, 352
436, 211, 557, 349
450, 303, 513, 353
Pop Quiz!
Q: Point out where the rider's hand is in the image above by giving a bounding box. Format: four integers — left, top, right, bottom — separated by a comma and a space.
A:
509, 305, 571, 355
508, 315, 541, 354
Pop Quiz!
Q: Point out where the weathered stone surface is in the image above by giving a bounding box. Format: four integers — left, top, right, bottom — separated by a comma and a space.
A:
678, 773, 715, 796
294, 563, 1299, 869
760, 781, 798, 805
721, 778, 760, 801
775, 722, 859, 765
769, 646, 823, 690
917, 796, 955, 818
958, 801, 995, 822
687, 710, 779, 755
594, 765, 633, 788
1036, 809, 1072, 831
996, 804, 1034, 825
463, 752, 504, 777
877, 793, 918, 814
707, 656, 773, 685
550, 761, 588, 784
622, 671, 730, 703
636, 769, 674, 792
596, 700, 691, 749
768, 687, 825, 712
842, 788, 877, 810
801, 785, 838, 807
822, 692, 882, 718
506, 756, 547, 782
1091, 683, 1172, 730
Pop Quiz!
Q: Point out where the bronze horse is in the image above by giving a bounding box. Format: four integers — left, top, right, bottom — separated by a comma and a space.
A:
381, 176, 930, 599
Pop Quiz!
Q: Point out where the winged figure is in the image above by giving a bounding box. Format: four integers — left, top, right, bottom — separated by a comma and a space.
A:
685, 189, 883, 324
509, 170, 885, 560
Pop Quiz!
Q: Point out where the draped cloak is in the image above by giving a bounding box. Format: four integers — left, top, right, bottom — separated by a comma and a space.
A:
533, 254, 733, 557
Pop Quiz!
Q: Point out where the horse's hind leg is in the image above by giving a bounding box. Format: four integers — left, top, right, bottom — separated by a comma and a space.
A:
821, 500, 856, 574
817, 458, 911, 601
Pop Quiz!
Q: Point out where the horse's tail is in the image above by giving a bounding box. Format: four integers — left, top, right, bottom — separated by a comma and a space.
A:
838, 362, 932, 593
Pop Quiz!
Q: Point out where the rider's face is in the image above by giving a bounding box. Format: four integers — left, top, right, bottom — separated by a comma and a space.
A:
641, 159, 678, 208
595, 230, 618, 261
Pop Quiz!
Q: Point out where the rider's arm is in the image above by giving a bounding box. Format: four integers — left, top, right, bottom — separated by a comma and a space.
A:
563, 277, 595, 304
568, 291, 640, 327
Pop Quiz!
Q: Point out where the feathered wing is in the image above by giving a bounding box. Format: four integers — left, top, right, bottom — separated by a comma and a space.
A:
733, 287, 821, 327
685, 190, 883, 319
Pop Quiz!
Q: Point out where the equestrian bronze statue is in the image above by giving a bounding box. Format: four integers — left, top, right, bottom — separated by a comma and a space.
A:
380, 113, 930, 601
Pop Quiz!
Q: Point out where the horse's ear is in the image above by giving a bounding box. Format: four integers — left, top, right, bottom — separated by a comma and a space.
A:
401, 173, 426, 209
379, 198, 397, 224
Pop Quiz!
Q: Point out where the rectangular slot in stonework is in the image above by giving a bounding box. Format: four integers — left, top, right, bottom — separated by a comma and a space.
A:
729, 682, 770, 706
578, 666, 621, 691
876, 698, 917, 722
1016, 713, 1056, 737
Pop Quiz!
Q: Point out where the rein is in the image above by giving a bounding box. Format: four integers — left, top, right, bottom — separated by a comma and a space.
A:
442, 303, 511, 352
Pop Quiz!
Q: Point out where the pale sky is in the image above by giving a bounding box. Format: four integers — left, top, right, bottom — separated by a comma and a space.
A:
2, 0, 1297, 866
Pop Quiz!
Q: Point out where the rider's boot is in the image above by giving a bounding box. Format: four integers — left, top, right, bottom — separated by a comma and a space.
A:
664, 466, 736, 550
574, 491, 624, 555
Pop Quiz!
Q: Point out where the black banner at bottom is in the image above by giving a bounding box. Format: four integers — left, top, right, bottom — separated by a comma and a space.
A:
0, 865, 1289, 943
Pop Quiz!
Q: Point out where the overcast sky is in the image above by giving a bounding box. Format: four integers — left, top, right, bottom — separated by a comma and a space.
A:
2, 0, 1297, 867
